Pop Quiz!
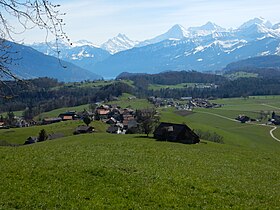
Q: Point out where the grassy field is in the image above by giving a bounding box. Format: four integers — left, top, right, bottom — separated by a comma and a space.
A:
0, 120, 108, 145
148, 83, 213, 91
35, 104, 90, 120
108, 93, 154, 109
52, 80, 134, 90
1, 96, 280, 208
225, 71, 258, 80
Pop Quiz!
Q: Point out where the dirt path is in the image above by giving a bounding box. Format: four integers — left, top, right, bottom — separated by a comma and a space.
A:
195, 110, 280, 143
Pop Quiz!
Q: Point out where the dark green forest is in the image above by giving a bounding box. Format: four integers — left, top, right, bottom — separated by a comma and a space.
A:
1, 70, 280, 119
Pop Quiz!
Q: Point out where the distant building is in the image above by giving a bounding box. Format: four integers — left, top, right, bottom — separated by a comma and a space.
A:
74, 125, 94, 135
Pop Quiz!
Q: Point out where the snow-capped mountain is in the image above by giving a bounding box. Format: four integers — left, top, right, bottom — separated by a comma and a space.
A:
30, 40, 111, 74
137, 24, 189, 47
188, 21, 227, 37
5, 40, 102, 82
29, 17, 280, 79
239, 17, 272, 30
101, 33, 139, 54
93, 18, 280, 77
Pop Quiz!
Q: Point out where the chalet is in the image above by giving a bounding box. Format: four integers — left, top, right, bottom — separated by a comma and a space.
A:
154, 122, 200, 144
0, 121, 4, 128
73, 125, 94, 135
96, 107, 110, 120
58, 111, 79, 120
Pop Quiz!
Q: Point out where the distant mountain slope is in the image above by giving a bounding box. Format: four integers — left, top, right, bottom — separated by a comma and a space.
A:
31, 17, 280, 78
224, 55, 280, 70
224, 55, 280, 79
3, 40, 102, 82
30, 40, 111, 74
94, 36, 280, 78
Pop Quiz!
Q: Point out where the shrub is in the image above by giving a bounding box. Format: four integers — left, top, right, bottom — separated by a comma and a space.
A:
38, 129, 48, 142
194, 129, 224, 144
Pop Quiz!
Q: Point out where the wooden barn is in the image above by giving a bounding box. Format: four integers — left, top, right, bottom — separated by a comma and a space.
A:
154, 122, 200, 144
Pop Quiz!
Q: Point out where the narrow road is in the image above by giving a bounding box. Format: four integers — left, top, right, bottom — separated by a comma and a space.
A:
195, 110, 280, 143
261, 103, 280, 110
269, 126, 280, 142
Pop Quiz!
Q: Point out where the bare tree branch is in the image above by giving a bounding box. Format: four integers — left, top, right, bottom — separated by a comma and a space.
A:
0, 0, 68, 96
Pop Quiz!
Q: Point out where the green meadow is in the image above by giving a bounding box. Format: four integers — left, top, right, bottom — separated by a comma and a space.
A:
1, 95, 280, 209
148, 82, 212, 91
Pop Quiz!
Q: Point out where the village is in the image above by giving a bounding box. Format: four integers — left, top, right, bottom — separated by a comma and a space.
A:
1, 95, 280, 146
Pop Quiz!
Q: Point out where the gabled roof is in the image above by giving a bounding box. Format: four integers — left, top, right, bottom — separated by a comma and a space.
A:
154, 122, 199, 143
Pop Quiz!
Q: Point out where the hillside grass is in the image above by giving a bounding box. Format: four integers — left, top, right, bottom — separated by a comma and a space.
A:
35, 104, 90, 120
0, 134, 279, 209
0, 120, 107, 145
108, 93, 154, 109
225, 71, 258, 80
1, 96, 280, 208
148, 82, 212, 91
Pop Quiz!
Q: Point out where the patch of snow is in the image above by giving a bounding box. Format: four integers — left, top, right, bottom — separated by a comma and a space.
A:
259, 51, 270, 56
193, 46, 205, 54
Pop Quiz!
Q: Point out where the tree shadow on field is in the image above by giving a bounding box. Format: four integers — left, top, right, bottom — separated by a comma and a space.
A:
133, 135, 155, 140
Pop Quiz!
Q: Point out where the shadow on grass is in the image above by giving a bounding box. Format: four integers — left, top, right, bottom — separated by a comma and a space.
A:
133, 135, 155, 140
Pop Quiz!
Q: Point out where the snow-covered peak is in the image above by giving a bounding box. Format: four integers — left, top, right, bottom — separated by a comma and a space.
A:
101, 34, 139, 54
72, 40, 100, 48
166, 24, 190, 38
191, 21, 225, 31
188, 22, 226, 37
272, 23, 280, 30
137, 24, 189, 47
239, 17, 272, 29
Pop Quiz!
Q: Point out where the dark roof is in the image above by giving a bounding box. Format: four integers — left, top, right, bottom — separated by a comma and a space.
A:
107, 125, 119, 133
74, 125, 94, 134
154, 122, 199, 144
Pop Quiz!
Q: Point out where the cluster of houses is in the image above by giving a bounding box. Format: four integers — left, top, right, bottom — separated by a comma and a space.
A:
0, 116, 35, 129
190, 98, 222, 108
42, 110, 93, 125
148, 96, 222, 110
95, 104, 138, 134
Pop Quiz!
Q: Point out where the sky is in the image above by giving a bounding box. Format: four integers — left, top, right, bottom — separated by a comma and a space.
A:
11, 0, 280, 45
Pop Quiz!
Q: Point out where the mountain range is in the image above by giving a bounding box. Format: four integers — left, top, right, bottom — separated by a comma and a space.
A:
2, 40, 102, 82
29, 17, 280, 78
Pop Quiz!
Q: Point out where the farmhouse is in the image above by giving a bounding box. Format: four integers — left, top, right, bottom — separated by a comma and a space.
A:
236, 115, 250, 123
154, 122, 200, 144
58, 111, 79, 120
74, 125, 94, 135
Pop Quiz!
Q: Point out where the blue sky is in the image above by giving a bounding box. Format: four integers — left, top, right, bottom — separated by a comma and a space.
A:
18, 0, 280, 44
